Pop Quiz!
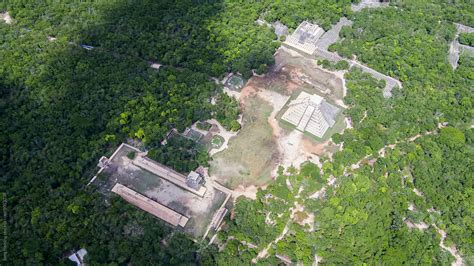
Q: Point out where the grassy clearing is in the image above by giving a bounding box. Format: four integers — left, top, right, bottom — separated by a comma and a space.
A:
209, 96, 278, 189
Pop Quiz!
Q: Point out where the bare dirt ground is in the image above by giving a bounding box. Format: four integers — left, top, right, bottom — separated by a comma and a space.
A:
275, 47, 345, 102
232, 184, 260, 200
210, 47, 347, 190
404, 220, 429, 231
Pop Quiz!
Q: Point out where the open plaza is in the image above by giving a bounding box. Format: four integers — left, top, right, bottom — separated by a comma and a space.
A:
91, 143, 230, 239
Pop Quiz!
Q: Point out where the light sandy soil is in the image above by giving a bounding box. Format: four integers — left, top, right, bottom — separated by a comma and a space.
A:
413, 188, 424, 197
327, 176, 336, 186
273, 130, 323, 176
405, 220, 429, 230
223, 86, 241, 100
427, 207, 441, 214
351, 0, 390, 12
434, 225, 464, 266
293, 203, 314, 231
313, 254, 323, 266
1, 12, 13, 24
344, 117, 354, 129
232, 184, 260, 200
309, 187, 326, 199
265, 212, 276, 226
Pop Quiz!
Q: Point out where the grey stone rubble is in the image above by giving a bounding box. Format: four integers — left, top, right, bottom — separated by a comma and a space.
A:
273, 21, 289, 39
449, 23, 474, 69
284, 19, 402, 97
351, 0, 390, 12
315, 17, 353, 50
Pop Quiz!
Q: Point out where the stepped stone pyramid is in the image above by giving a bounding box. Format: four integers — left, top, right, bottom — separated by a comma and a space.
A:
284, 21, 324, 55
281, 92, 339, 138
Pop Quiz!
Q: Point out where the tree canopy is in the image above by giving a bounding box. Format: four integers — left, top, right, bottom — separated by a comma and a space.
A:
1, 0, 473, 264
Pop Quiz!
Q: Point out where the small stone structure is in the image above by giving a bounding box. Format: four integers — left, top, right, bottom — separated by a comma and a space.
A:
273, 21, 289, 38
67, 248, 88, 266
186, 171, 203, 190
97, 156, 109, 169
223, 73, 244, 91
284, 21, 324, 55
1, 12, 13, 24
80, 44, 94, 50
149, 62, 162, 70
281, 91, 339, 138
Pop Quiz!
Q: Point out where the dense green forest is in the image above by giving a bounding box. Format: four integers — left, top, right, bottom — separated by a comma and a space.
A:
218, 0, 473, 264
459, 32, 474, 46
0, 0, 353, 264
148, 134, 210, 174
218, 67, 473, 264
1, 0, 473, 264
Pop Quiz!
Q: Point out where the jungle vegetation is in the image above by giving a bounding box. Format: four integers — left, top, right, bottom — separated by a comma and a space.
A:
1, 0, 472, 265
0, 0, 353, 264
217, 1, 473, 264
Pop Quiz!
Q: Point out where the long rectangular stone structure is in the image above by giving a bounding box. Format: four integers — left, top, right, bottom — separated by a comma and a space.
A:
112, 183, 189, 227
133, 156, 206, 197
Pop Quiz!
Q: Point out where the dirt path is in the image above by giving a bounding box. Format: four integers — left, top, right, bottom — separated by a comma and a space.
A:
207, 119, 239, 156
253, 220, 291, 263
434, 225, 464, 266
252, 185, 305, 263
404, 220, 429, 230
309, 186, 326, 199
232, 185, 260, 201
223, 86, 241, 100
345, 125, 444, 175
